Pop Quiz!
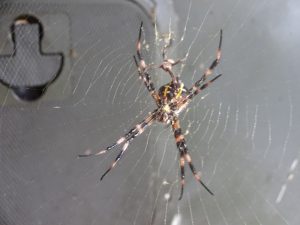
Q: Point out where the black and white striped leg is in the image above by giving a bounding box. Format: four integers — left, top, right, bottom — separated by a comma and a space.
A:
178, 150, 185, 200
188, 73, 222, 100
195, 29, 223, 86
133, 56, 156, 94
78, 133, 130, 158
172, 117, 213, 199
99, 113, 155, 180
79, 111, 156, 180
172, 117, 186, 199
100, 141, 130, 180
78, 110, 157, 158
136, 22, 144, 61
184, 151, 214, 196
134, 22, 160, 103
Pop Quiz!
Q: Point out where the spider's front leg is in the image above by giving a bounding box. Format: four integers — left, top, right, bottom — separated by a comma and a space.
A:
172, 117, 214, 200
195, 29, 223, 86
186, 30, 223, 101
134, 22, 160, 104
79, 109, 158, 180
160, 34, 186, 84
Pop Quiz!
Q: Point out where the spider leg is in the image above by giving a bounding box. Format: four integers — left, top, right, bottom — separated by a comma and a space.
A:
173, 74, 222, 112
195, 29, 222, 86
100, 141, 130, 180
100, 112, 155, 180
172, 117, 186, 200
78, 110, 157, 158
161, 33, 186, 64
162, 36, 172, 60
79, 110, 157, 180
172, 117, 213, 199
160, 36, 186, 82
188, 73, 222, 100
133, 56, 159, 102
134, 22, 160, 104
178, 150, 185, 200
136, 22, 144, 61
184, 151, 214, 196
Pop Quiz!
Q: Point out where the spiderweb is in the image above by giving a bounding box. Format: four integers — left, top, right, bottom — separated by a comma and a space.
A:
0, 0, 300, 225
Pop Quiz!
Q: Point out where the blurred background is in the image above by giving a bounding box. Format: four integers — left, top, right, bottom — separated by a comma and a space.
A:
0, 0, 300, 224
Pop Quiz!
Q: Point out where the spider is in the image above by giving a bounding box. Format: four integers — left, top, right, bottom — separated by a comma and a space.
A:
79, 22, 223, 200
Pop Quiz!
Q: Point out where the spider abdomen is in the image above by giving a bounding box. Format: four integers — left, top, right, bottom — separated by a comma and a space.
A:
155, 81, 190, 123
158, 81, 188, 103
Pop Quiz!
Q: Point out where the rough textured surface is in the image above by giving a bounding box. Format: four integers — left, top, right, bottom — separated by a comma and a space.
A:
0, 24, 63, 87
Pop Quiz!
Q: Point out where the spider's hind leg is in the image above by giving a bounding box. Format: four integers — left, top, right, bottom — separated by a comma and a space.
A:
99, 111, 156, 180
136, 21, 144, 61
162, 33, 173, 60
184, 151, 214, 196
178, 149, 185, 200
100, 141, 130, 181
78, 110, 157, 158
79, 110, 157, 180
172, 117, 214, 199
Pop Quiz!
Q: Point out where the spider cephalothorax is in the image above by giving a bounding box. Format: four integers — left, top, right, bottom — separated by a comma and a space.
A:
79, 22, 222, 200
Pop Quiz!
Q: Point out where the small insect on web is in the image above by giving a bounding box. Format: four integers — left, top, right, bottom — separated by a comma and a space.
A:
79, 22, 223, 200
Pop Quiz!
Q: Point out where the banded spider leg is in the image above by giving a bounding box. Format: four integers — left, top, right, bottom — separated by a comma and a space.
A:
194, 29, 223, 87
172, 117, 214, 200
159, 29, 186, 85
178, 29, 223, 103
133, 22, 160, 104
78, 110, 157, 180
